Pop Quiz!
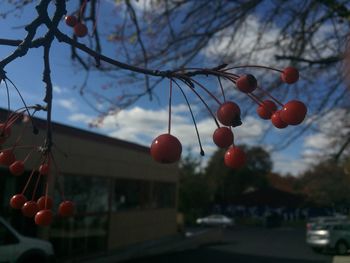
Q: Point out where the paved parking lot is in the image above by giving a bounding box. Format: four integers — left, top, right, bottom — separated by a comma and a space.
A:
124, 226, 346, 263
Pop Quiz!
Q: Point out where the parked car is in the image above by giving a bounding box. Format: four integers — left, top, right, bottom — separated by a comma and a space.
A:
0, 217, 55, 262
306, 221, 350, 255
306, 215, 348, 231
196, 214, 234, 227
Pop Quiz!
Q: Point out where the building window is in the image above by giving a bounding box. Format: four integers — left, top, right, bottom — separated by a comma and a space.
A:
112, 179, 151, 211
112, 179, 176, 211
151, 182, 176, 209
59, 175, 110, 214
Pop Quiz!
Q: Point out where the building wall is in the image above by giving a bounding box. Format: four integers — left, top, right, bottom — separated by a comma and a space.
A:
0, 112, 179, 257
5, 117, 178, 183
108, 209, 177, 249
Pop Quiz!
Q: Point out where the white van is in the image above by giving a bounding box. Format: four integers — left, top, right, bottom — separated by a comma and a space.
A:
0, 217, 54, 263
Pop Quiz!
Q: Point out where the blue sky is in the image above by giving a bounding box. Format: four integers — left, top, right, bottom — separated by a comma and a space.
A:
0, 1, 340, 176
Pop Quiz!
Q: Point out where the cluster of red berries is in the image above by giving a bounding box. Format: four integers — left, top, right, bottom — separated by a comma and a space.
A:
0, 114, 74, 226
149, 66, 306, 170
232, 67, 306, 128
10, 194, 74, 226
65, 15, 88, 38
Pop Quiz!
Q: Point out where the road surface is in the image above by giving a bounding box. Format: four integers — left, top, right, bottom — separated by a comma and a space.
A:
124, 226, 338, 263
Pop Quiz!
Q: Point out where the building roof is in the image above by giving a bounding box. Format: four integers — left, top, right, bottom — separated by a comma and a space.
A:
0, 108, 149, 153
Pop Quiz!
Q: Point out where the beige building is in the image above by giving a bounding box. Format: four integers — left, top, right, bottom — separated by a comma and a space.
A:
0, 109, 179, 259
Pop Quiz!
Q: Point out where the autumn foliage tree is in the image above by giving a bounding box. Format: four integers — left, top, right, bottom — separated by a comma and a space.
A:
296, 160, 350, 207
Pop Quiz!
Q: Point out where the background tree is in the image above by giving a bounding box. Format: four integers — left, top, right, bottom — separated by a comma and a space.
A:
178, 152, 212, 224
295, 159, 350, 207
205, 145, 272, 202
267, 172, 297, 193
1, 0, 349, 160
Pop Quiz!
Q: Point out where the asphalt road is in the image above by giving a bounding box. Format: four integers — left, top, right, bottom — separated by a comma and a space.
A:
124, 226, 334, 263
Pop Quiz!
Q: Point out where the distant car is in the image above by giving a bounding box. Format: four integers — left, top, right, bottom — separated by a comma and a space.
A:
306, 215, 348, 232
306, 221, 350, 255
307, 214, 348, 225
196, 214, 234, 227
0, 217, 55, 263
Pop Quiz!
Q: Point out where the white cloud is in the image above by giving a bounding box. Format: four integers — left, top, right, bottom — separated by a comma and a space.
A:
304, 133, 333, 149
301, 108, 350, 161
68, 113, 93, 123
202, 13, 335, 69
272, 153, 309, 176
202, 15, 282, 66
53, 85, 63, 94
68, 103, 349, 176
56, 99, 78, 112
234, 116, 268, 141
129, 0, 165, 12
68, 104, 268, 164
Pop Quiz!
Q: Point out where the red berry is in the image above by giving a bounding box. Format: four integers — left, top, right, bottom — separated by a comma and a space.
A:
37, 196, 53, 210
35, 209, 53, 226
65, 15, 78, 27
150, 134, 182, 163
58, 201, 75, 217
9, 160, 25, 176
0, 150, 16, 166
224, 146, 246, 169
236, 74, 257, 93
217, 101, 241, 127
39, 164, 50, 175
74, 23, 88, 37
257, 100, 277, 120
10, 194, 27, 209
281, 67, 299, 84
280, 100, 307, 125
213, 127, 234, 148
271, 110, 288, 129
22, 201, 39, 217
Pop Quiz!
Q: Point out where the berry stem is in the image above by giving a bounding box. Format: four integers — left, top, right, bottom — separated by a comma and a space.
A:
9, 114, 30, 150
223, 65, 283, 73
218, 76, 226, 102
50, 152, 66, 201
79, 0, 88, 21
172, 79, 205, 156
44, 181, 49, 209
224, 75, 239, 86
256, 86, 284, 107
6, 112, 23, 128
3, 79, 11, 115
168, 79, 173, 134
21, 168, 37, 195
5, 78, 37, 129
32, 173, 42, 201
23, 148, 35, 163
189, 78, 221, 105
90, 0, 100, 37
247, 93, 264, 106
222, 72, 240, 80
231, 127, 235, 146
177, 79, 220, 128
5, 78, 33, 119
1, 145, 37, 152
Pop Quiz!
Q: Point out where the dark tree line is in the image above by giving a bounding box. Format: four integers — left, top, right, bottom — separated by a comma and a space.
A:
179, 146, 350, 222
